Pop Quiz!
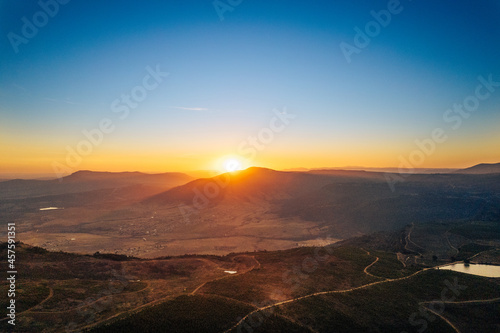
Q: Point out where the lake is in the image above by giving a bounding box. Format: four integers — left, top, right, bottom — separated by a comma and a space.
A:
438, 263, 500, 278
39, 207, 63, 211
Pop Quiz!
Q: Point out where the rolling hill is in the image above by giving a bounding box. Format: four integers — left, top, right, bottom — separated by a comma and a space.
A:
3, 221, 499, 333
456, 162, 500, 174
2, 165, 500, 258
113, 167, 500, 256
0, 170, 193, 200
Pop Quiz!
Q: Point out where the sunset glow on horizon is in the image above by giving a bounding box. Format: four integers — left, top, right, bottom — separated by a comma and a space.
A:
4, 3, 500, 331
1, 1, 499, 178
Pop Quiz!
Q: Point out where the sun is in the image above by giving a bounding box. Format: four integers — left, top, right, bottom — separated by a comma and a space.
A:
214, 155, 247, 174
224, 158, 242, 172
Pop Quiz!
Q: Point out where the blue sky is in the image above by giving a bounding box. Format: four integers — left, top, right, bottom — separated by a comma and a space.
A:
1, 0, 499, 175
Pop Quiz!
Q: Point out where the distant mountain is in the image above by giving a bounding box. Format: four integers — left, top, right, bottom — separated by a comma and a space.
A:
184, 170, 222, 179
141, 167, 500, 241
7, 166, 500, 258
0, 170, 193, 200
64, 170, 192, 185
311, 167, 457, 174
455, 163, 500, 174
143, 167, 371, 206
281, 167, 310, 172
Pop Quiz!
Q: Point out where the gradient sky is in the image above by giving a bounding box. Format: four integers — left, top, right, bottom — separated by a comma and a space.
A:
1, 0, 499, 176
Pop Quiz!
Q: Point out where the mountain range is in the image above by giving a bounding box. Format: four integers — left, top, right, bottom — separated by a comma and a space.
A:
1, 163, 499, 257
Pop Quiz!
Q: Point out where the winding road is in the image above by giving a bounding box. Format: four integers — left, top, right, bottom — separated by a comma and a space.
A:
0, 284, 54, 322
191, 255, 260, 295
13, 245, 496, 332
361, 249, 384, 279
220, 250, 493, 333
78, 255, 261, 332
419, 297, 500, 333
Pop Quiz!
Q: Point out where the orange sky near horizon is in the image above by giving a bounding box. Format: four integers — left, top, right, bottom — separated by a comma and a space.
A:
2, 132, 499, 178
2, 2, 500, 179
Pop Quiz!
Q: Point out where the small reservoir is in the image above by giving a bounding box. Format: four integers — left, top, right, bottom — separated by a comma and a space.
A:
438, 263, 500, 278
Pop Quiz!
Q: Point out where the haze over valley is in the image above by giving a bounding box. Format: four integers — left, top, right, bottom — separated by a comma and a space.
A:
2, 164, 499, 258
2, 1, 500, 332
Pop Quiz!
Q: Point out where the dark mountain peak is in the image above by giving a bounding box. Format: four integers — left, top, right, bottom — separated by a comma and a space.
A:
64, 170, 193, 182
0, 170, 193, 200
228, 166, 278, 177
456, 163, 500, 174
143, 167, 335, 206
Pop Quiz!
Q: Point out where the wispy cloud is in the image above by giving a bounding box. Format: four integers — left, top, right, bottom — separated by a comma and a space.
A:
170, 106, 209, 111
12, 83, 27, 92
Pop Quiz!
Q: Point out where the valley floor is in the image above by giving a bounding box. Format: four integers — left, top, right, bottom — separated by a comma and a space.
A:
1, 221, 499, 332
